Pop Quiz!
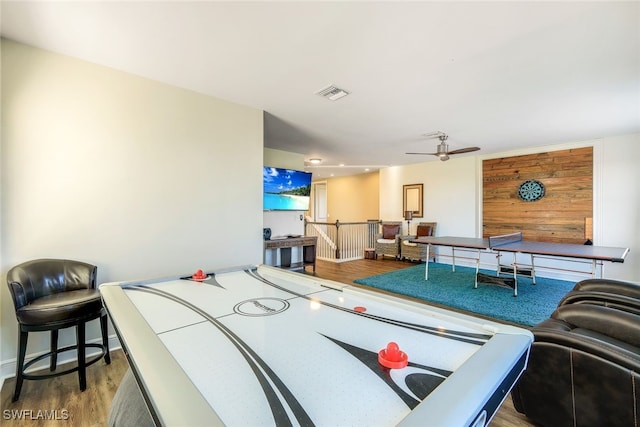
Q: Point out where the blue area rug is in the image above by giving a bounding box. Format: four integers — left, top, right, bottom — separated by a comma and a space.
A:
354, 263, 576, 327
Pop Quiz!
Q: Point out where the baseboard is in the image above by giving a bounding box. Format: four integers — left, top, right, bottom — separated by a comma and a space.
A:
0, 335, 122, 383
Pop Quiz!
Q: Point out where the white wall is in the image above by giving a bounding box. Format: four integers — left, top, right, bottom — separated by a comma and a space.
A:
379, 135, 640, 282
380, 156, 478, 237
595, 134, 640, 280
1, 40, 264, 372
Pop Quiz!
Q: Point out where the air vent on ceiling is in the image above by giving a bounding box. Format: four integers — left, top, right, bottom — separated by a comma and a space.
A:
315, 84, 350, 101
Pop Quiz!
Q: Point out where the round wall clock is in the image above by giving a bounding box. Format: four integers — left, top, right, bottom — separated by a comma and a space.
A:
518, 180, 545, 202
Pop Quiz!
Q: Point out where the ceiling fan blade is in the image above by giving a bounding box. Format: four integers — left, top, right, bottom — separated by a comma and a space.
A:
447, 146, 480, 155
405, 152, 438, 155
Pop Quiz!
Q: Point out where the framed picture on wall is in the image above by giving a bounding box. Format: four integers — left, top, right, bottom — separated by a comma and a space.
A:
403, 183, 423, 218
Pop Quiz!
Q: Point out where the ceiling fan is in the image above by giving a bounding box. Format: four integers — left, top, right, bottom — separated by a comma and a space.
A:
406, 132, 480, 161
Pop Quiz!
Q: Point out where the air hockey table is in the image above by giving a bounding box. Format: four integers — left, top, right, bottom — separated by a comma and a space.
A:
100, 265, 533, 427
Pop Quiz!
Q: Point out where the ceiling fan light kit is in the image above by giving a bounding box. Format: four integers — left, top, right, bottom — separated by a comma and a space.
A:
406, 132, 480, 161
435, 138, 450, 161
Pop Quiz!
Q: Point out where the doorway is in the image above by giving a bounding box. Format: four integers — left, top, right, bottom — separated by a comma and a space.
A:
313, 182, 327, 222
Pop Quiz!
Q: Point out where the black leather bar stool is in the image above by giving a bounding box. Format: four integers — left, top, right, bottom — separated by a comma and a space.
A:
6, 259, 111, 401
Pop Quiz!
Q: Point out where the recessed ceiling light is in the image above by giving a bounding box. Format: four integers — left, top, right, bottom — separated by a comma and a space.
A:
309, 158, 322, 164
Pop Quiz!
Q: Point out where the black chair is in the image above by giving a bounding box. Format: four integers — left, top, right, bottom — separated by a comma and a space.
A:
511, 304, 640, 426
6, 259, 111, 401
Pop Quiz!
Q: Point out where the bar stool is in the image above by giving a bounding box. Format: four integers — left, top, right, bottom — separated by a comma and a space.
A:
6, 259, 111, 401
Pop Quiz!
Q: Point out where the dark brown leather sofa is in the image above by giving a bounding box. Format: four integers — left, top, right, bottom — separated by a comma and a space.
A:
511, 279, 640, 426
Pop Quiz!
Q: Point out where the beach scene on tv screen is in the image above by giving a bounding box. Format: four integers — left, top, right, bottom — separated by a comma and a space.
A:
263, 167, 311, 210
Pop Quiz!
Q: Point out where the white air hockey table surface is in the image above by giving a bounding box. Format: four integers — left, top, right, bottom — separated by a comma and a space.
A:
100, 265, 533, 426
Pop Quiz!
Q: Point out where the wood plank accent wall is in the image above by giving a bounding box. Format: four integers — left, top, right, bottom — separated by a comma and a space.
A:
483, 147, 593, 244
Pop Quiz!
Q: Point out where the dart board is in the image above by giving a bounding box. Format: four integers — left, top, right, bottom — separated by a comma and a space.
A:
518, 180, 545, 202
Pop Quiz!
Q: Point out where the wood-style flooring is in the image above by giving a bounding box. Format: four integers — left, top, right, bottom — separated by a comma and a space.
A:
0, 350, 125, 427
0, 258, 534, 426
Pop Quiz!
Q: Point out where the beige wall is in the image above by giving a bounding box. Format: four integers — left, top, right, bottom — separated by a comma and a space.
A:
1, 39, 264, 371
319, 172, 379, 223
264, 148, 304, 170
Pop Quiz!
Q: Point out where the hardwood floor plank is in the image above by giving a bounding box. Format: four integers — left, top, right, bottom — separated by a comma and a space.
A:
1, 259, 534, 426
0, 350, 126, 427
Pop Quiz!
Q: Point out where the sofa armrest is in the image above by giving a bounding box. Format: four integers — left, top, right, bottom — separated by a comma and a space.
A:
549, 304, 640, 349
571, 278, 640, 299
558, 291, 640, 315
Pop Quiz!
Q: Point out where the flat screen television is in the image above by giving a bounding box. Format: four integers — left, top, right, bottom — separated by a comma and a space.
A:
263, 166, 312, 211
